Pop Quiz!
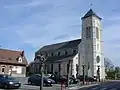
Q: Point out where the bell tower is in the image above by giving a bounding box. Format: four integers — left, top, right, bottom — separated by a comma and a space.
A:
78, 9, 105, 80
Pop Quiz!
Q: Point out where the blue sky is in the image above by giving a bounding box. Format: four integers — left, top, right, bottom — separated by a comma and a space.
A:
0, 0, 120, 66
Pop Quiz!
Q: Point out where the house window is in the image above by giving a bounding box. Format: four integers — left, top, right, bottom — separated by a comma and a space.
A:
64, 50, 68, 55
2, 68, 4, 73
9, 66, 12, 68
96, 27, 99, 39
86, 27, 91, 39
58, 52, 60, 56
2, 66, 5, 73
73, 50, 76, 54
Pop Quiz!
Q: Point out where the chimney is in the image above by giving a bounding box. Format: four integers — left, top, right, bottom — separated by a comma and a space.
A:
21, 50, 24, 57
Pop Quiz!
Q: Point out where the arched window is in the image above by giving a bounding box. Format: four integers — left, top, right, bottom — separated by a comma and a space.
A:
51, 53, 54, 56
96, 27, 99, 39
58, 52, 60, 56
86, 27, 91, 39
97, 44, 99, 50
64, 50, 68, 55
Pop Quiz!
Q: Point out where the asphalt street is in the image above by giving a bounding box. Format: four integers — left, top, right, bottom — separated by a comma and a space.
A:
0, 77, 62, 90
80, 80, 120, 90
0, 84, 61, 90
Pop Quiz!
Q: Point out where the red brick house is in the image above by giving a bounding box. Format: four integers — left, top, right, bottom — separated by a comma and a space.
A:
0, 48, 28, 77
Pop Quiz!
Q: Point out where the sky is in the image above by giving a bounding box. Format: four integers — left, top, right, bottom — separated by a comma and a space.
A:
0, 0, 120, 66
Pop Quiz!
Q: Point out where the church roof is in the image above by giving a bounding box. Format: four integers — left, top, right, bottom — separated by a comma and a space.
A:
45, 54, 75, 63
38, 39, 81, 52
35, 39, 81, 63
81, 9, 101, 20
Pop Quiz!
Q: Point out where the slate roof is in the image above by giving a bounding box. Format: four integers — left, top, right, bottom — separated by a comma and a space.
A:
0, 48, 28, 66
38, 39, 81, 52
45, 54, 76, 63
35, 39, 81, 63
81, 9, 101, 20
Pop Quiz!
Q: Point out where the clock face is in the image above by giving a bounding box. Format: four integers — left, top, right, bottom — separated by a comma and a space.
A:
96, 56, 100, 63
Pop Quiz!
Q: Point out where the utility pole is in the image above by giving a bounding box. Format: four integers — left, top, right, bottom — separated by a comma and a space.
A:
67, 60, 71, 87
82, 65, 86, 85
97, 65, 100, 82
40, 64, 43, 90
36, 55, 46, 90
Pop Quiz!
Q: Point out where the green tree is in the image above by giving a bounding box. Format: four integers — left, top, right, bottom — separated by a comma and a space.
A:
106, 69, 115, 79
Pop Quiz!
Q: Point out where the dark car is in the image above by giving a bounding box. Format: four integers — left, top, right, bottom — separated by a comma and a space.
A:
60, 75, 76, 84
77, 75, 97, 82
28, 74, 55, 86
69, 76, 79, 84
0, 74, 21, 89
44, 74, 58, 84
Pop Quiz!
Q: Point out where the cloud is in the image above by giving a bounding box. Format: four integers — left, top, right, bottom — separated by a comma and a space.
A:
1, 0, 120, 65
4, 0, 45, 9
103, 18, 120, 66
53, 34, 69, 40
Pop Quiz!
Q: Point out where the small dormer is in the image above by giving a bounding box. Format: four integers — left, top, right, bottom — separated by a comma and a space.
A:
18, 56, 22, 63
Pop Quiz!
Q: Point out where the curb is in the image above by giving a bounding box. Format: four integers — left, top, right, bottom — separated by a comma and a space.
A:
68, 83, 100, 90
68, 81, 109, 90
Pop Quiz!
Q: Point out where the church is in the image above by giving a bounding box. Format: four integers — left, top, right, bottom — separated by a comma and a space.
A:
29, 9, 105, 80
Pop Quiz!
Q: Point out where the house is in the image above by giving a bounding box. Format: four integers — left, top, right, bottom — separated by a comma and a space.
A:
0, 48, 28, 77
29, 9, 105, 80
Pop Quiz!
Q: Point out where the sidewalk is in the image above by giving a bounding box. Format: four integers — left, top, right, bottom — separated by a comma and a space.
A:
68, 80, 108, 90
68, 83, 99, 90
54, 82, 99, 90
54, 81, 107, 90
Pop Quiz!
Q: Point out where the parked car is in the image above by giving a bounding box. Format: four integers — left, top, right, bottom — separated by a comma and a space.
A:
45, 74, 79, 84
44, 74, 58, 84
59, 75, 79, 84
28, 74, 55, 86
77, 75, 97, 82
69, 76, 79, 84
0, 74, 21, 89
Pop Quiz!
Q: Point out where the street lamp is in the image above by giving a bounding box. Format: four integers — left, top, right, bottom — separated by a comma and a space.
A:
97, 65, 100, 82
82, 65, 86, 85
67, 60, 71, 87
36, 54, 46, 90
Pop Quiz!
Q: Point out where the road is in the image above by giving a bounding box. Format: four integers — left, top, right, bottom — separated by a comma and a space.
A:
80, 80, 120, 90
0, 84, 61, 90
0, 76, 61, 90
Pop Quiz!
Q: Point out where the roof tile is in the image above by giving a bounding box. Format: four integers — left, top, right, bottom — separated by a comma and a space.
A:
0, 48, 28, 66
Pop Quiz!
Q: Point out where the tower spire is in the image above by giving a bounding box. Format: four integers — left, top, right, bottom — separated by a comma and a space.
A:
90, 3, 92, 9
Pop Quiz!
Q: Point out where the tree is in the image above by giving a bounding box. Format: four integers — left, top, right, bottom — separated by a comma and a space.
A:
104, 58, 114, 71
114, 67, 120, 79
106, 69, 115, 79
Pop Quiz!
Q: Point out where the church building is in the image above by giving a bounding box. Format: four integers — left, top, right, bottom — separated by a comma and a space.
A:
29, 9, 105, 80
78, 9, 105, 80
